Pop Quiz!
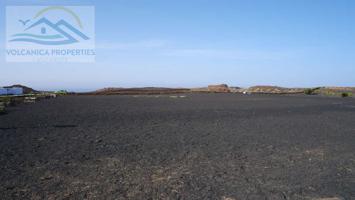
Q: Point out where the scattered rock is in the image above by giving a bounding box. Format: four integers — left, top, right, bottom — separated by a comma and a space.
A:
40, 175, 53, 181
5, 186, 15, 190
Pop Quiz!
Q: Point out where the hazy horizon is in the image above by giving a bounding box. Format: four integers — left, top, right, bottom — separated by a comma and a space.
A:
1, 0, 355, 91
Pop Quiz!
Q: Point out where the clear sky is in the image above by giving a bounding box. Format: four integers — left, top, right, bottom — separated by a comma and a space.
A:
1, 0, 355, 91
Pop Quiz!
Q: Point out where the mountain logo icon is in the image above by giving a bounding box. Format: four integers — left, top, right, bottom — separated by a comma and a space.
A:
9, 7, 90, 45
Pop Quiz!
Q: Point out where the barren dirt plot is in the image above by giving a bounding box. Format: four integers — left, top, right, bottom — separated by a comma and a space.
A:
0, 94, 355, 199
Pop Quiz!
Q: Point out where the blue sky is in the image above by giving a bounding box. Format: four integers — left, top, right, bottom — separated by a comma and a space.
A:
1, 0, 355, 91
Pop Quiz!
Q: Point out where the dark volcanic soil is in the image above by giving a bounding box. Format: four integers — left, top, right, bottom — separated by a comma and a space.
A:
0, 94, 354, 200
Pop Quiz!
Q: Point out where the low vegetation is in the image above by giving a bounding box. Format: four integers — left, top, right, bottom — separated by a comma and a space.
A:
55, 90, 68, 95
304, 87, 320, 95
0, 96, 14, 106
341, 92, 352, 98
0, 93, 57, 115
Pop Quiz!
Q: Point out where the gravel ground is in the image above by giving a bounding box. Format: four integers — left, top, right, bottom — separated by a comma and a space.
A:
0, 94, 354, 200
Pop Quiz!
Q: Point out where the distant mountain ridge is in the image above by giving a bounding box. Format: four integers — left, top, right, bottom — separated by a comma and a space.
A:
2, 84, 355, 96
89, 85, 355, 96
4, 84, 38, 94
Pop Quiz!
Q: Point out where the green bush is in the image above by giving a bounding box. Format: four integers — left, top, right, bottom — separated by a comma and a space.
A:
304, 89, 312, 95
0, 97, 12, 106
55, 90, 68, 95
341, 92, 352, 98
304, 87, 321, 95
304, 88, 315, 95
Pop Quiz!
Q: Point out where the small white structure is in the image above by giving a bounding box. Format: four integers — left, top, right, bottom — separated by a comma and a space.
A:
24, 96, 36, 103
0, 87, 24, 95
